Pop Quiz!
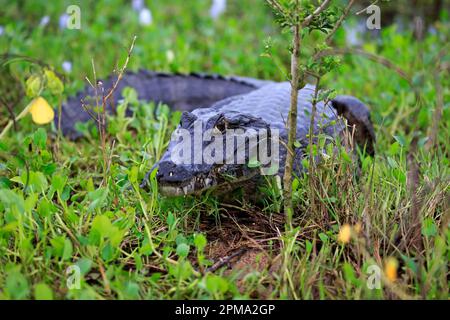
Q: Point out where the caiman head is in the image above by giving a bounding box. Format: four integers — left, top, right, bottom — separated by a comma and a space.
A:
146, 110, 278, 196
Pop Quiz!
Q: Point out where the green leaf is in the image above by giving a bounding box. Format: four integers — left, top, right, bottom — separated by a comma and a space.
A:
205, 274, 229, 294
292, 178, 299, 192
6, 267, 30, 299
101, 242, 114, 260
393, 135, 406, 147
422, 218, 437, 237
318, 232, 329, 243
25, 193, 38, 213
343, 262, 359, 285
167, 212, 175, 227
37, 198, 54, 217
62, 238, 73, 260
91, 215, 113, 237
50, 237, 64, 255
122, 86, 139, 104
305, 240, 313, 254
51, 174, 67, 194
25, 74, 42, 98
0, 189, 25, 214
175, 234, 187, 245
34, 283, 53, 300
194, 233, 207, 251
389, 142, 401, 156
176, 243, 190, 258
44, 69, 64, 95
28, 171, 48, 193
76, 258, 92, 275
129, 166, 138, 184
0, 176, 11, 189
124, 281, 140, 299
34, 128, 47, 149
87, 187, 109, 211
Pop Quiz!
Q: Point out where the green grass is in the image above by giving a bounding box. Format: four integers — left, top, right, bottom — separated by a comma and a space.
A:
0, 1, 449, 299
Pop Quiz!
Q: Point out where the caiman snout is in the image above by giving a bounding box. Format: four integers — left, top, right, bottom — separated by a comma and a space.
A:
156, 161, 192, 183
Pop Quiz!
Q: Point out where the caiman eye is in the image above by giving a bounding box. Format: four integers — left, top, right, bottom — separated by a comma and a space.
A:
214, 116, 227, 133
212, 126, 223, 135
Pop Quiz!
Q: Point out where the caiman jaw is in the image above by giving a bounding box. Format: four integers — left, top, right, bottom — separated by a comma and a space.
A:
158, 167, 261, 197
158, 175, 217, 196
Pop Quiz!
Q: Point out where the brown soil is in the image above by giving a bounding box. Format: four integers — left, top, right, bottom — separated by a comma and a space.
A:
197, 206, 284, 296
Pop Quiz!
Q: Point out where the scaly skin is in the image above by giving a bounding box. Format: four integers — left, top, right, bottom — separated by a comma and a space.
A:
59, 71, 375, 196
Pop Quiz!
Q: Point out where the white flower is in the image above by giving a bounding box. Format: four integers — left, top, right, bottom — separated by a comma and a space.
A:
166, 50, 174, 63
0, 26, 4, 36
59, 13, 69, 29
139, 8, 153, 26
132, 0, 145, 12
344, 22, 363, 47
40, 15, 50, 27
210, 0, 226, 20
428, 26, 437, 35
62, 61, 72, 73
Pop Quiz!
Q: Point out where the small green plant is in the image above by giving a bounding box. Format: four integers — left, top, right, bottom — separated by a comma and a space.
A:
0, 57, 64, 140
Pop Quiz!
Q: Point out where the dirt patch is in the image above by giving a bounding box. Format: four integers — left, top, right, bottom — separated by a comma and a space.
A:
198, 206, 284, 295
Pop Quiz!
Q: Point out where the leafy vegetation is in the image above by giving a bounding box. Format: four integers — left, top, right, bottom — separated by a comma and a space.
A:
0, 0, 448, 299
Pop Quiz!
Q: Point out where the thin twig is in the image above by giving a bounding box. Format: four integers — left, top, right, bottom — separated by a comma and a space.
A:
103, 36, 137, 102
316, 48, 413, 86
325, 0, 356, 45
355, 0, 379, 15
80, 99, 101, 123
301, 0, 332, 27
266, 0, 288, 20
205, 248, 248, 273
426, 46, 447, 151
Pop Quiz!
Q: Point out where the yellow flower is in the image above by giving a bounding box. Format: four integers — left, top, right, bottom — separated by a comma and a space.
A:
29, 97, 54, 125
337, 224, 352, 244
384, 257, 398, 282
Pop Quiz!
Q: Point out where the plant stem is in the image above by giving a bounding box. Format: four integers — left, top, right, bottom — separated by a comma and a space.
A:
0, 99, 34, 140
308, 77, 321, 218
283, 7, 301, 228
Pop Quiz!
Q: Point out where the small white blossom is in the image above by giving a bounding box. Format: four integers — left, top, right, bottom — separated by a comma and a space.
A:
59, 13, 69, 29
62, 61, 72, 73
210, 0, 226, 20
166, 50, 175, 63
132, 0, 145, 12
344, 22, 364, 46
139, 8, 153, 26
40, 15, 50, 27
428, 26, 437, 35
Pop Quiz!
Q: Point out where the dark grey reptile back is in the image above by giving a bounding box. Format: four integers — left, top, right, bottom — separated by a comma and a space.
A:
58, 70, 272, 138
194, 83, 343, 140
59, 70, 374, 158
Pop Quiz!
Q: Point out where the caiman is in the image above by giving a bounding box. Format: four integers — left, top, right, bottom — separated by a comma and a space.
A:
59, 70, 375, 196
